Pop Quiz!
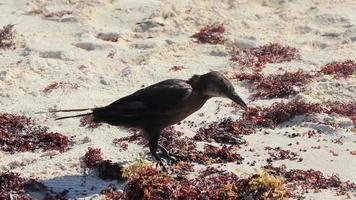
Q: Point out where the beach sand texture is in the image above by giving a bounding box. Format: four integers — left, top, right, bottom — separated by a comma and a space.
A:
1, 0, 355, 199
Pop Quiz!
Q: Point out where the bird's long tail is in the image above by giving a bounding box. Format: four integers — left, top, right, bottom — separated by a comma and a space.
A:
36, 108, 95, 120
55, 112, 93, 120
36, 108, 93, 114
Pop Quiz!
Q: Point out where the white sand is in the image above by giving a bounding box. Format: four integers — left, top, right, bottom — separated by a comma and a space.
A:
1, 0, 355, 199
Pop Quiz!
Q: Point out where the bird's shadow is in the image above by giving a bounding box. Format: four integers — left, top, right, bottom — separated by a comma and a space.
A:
29, 173, 125, 199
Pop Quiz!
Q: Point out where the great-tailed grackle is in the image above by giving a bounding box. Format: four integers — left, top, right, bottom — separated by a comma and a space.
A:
48, 71, 247, 170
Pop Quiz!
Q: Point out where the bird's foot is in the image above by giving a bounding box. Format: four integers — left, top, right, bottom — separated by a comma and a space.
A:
155, 160, 168, 172
158, 153, 178, 164
159, 152, 190, 165
169, 153, 187, 160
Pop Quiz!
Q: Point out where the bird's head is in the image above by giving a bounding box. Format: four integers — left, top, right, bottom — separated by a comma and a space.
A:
189, 71, 247, 110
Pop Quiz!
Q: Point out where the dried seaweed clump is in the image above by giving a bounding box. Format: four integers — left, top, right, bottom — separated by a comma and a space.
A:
178, 143, 243, 164
230, 43, 299, 71
0, 24, 16, 49
250, 43, 299, 65
234, 70, 314, 99
114, 129, 146, 146
0, 172, 32, 200
159, 126, 184, 147
242, 100, 355, 128
265, 165, 356, 198
102, 185, 127, 200
265, 147, 301, 163
243, 101, 324, 128
84, 147, 103, 168
232, 72, 262, 82
326, 102, 356, 123
83, 147, 123, 180
159, 127, 196, 157
0, 113, 70, 153
43, 81, 79, 93
194, 118, 253, 144
160, 126, 244, 164
122, 161, 172, 200
319, 60, 356, 78
192, 170, 288, 199
191, 24, 226, 44
113, 139, 128, 150
79, 115, 102, 129
200, 144, 244, 164
169, 161, 194, 175
238, 171, 290, 199
113, 162, 290, 200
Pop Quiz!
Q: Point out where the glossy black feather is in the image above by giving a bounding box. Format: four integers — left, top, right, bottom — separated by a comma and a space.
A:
92, 79, 192, 128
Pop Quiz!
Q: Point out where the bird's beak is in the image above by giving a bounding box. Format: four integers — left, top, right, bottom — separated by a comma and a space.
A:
229, 92, 247, 110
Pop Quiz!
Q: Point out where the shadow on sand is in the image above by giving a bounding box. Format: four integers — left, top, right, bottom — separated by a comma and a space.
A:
29, 173, 125, 199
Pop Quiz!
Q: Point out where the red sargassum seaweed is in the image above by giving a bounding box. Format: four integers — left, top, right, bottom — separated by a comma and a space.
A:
0, 172, 31, 200
191, 24, 226, 44
319, 60, 356, 78
325, 102, 356, 123
84, 147, 104, 168
198, 166, 225, 177
43, 82, 79, 93
123, 166, 172, 200
0, 113, 70, 153
194, 118, 252, 144
265, 147, 301, 163
83, 148, 124, 180
113, 140, 128, 150
102, 185, 127, 200
159, 127, 244, 164
232, 72, 263, 82
202, 144, 244, 164
104, 165, 289, 200
242, 101, 324, 128
159, 126, 194, 157
114, 129, 146, 146
250, 43, 299, 65
233, 70, 314, 99
169, 161, 194, 175
251, 71, 309, 99
43, 82, 61, 93
265, 165, 356, 198
0, 24, 16, 49
241, 100, 355, 128
80, 115, 102, 129
229, 47, 258, 68
230, 43, 299, 70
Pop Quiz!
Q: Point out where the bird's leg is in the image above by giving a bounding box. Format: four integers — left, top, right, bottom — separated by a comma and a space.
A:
148, 134, 167, 172
158, 144, 178, 163
157, 144, 188, 162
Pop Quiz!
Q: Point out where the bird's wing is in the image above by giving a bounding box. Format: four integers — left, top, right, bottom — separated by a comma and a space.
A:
97, 79, 192, 117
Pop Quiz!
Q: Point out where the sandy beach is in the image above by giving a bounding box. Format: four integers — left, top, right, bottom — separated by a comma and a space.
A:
1, 0, 355, 199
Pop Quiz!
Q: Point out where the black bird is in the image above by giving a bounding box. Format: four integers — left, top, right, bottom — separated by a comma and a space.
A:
48, 71, 247, 170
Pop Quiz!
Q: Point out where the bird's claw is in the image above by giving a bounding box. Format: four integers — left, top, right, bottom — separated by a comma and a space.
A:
155, 160, 168, 172
158, 153, 179, 164
161, 150, 190, 162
